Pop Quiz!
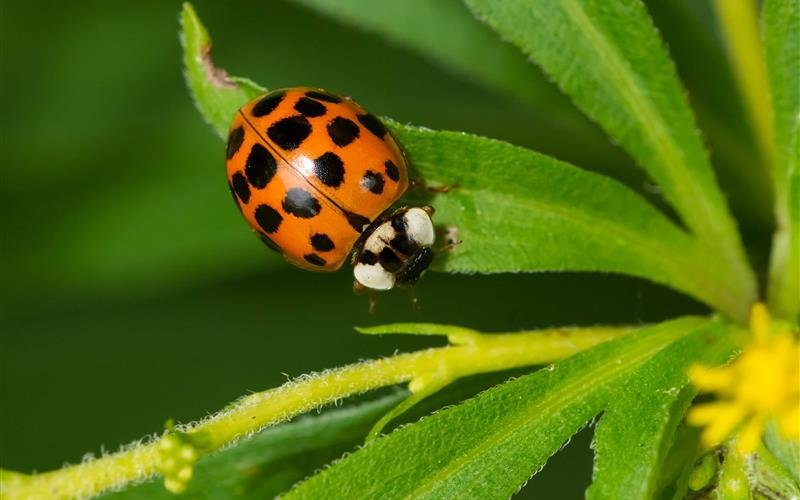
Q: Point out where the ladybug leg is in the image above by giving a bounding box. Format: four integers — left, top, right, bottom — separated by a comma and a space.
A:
438, 240, 462, 252
368, 291, 380, 315
409, 179, 458, 194
354, 280, 380, 314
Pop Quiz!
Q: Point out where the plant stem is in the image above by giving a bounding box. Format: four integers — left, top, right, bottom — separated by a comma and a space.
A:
712, 0, 775, 175
763, 0, 800, 320
1, 325, 630, 499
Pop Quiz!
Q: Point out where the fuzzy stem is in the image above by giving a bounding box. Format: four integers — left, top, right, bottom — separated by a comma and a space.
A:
2, 325, 629, 499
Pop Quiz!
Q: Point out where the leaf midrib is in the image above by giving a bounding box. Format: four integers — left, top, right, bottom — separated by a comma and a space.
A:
402, 322, 697, 499
557, 0, 714, 238
448, 184, 732, 307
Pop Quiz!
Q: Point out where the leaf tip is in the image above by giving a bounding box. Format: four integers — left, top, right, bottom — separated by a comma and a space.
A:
354, 326, 380, 335
180, 3, 237, 91
179, 2, 204, 46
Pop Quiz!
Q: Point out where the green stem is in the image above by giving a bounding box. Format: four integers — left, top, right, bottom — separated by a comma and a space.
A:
763, 0, 800, 320
1, 325, 630, 499
712, 0, 776, 173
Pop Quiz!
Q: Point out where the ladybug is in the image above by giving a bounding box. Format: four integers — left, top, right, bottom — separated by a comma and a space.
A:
226, 87, 435, 292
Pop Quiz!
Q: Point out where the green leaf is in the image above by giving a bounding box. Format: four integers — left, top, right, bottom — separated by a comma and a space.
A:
463, 0, 756, 313
393, 123, 750, 318
180, 2, 264, 139
764, 422, 800, 485
748, 442, 800, 499
284, 317, 727, 499
356, 323, 478, 338
100, 393, 406, 499
656, 428, 710, 500
645, 0, 771, 229
287, 0, 552, 109
180, 2, 749, 318
764, 0, 800, 320
586, 323, 736, 499
284, 0, 621, 166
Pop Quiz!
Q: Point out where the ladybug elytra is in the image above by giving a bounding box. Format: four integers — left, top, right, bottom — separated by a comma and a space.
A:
226, 87, 435, 291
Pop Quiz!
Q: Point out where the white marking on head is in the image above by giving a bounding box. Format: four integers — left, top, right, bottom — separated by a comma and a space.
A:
363, 221, 396, 254
354, 263, 395, 290
403, 207, 435, 246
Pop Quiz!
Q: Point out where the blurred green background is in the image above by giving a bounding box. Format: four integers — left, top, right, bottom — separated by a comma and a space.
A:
1, 0, 767, 496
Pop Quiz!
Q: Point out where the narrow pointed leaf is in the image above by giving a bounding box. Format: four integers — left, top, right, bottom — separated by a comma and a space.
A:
285, 0, 617, 162
748, 443, 800, 499
764, 423, 800, 485
288, 0, 553, 109
463, 0, 756, 316
764, 0, 800, 319
181, 2, 748, 318
394, 124, 749, 318
586, 324, 737, 499
285, 318, 727, 499
645, 0, 770, 228
180, 2, 264, 139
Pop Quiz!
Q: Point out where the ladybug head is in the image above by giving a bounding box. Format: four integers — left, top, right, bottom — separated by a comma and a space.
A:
352, 206, 435, 291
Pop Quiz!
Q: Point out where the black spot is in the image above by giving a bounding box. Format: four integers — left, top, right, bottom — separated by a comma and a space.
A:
359, 250, 378, 265
282, 188, 321, 218
251, 92, 285, 117
361, 170, 385, 194
267, 116, 312, 150
390, 234, 414, 256
245, 143, 277, 188
345, 211, 371, 232
327, 117, 360, 147
378, 247, 403, 272
391, 215, 406, 233
304, 253, 327, 266
313, 152, 345, 188
258, 233, 282, 254
357, 113, 387, 138
310, 233, 335, 252
384, 160, 400, 181
254, 204, 283, 233
231, 172, 251, 204
294, 97, 327, 117
396, 247, 434, 287
226, 126, 244, 159
305, 90, 341, 103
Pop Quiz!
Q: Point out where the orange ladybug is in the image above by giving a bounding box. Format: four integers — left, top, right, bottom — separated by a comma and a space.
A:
226, 87, 435, 291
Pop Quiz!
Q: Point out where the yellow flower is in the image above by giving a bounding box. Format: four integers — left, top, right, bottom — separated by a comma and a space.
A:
687, 303, 800, 453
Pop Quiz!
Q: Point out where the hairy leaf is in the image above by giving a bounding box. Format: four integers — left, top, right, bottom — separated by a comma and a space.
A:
100, 393, 406, 499
285, 0, 619, 164
181, 3, 746, 316
180, 2, 265, 139
394, 123, 749, 317
586, 324, 736, 499
463, 0, 756, 316
285, 318, 727, 499
645, 0, 770, 228
748, 443, 800, 499
764, 423, 800, 485
764, 0, 800, 319
289, 0, 552, 109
